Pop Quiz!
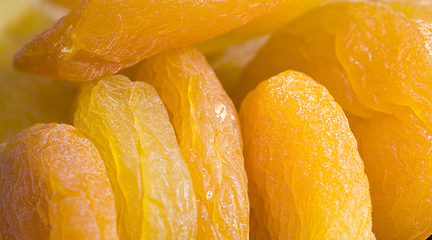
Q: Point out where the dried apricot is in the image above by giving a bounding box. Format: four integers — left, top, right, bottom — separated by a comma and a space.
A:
136, 46, 249, 239
351, 110, 432, 239
240, 70, 374, 239
0, 123, 117, 239
237, 2, 432, 238
13, 0, 291, 81
73, 75, 197, 239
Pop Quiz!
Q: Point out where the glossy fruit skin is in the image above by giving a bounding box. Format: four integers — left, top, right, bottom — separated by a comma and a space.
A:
73, 75, 197, 240
136, 46, 249, 240
0, 123, 118, 240
236, 2, 432, 239
240, 70, 374, 240
12, 0, 297, 82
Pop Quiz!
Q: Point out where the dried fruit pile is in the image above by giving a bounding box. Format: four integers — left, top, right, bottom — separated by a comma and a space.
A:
1, 0, 432, 239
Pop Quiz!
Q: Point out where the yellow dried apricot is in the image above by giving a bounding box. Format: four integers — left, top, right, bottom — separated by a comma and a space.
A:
136, 46, 249, 239
236, 2, 432, 238
13, 0, 289, 81
73, 75, 197, 240
0, 123, 117, 239
240, 70, 374, 239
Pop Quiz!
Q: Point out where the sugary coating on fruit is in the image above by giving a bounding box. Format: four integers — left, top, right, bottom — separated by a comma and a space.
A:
240, 70, 374, 240
0, 123, 118, 240
136, 46, 249, 239
12, 0, 299, 82
237, 2, 432, 238
73, 75, 197, 240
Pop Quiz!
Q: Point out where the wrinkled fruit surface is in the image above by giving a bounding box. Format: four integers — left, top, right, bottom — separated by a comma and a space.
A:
0, 123, 117, 240
237, 2, 432, 239
136, 46, 249, 239
240, 70, 374, 239
13, 0, 294, 81
73, 75, 197, 240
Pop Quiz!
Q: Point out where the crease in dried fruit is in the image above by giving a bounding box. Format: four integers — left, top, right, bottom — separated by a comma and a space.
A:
136, 46, 249, 240
0, 123, 118, 240
73, 74, 197, 240
236, 2, 432, 239
13, 0, 291, 81
240, 70, 374, 239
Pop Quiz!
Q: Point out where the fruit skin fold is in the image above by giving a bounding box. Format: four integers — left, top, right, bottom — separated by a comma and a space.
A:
136, 46, 249, 240
240, 70, 375, 239
0, 123, 118, 240
73, 75, 197, 240
236, 2, 432, 239
12, 0, 294, 82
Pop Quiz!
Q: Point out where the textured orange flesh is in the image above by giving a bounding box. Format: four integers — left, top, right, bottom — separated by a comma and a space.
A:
240, 70, 374, 239
0, 123, 118, 239
136, 46, 249, 239
12, 0, 301, 82
236, 2, 432, 239
73, 75, 197, 240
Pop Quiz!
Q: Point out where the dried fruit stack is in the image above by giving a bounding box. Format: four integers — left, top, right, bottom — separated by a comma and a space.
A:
236, 2, 432, 238
1, 0, 432, 239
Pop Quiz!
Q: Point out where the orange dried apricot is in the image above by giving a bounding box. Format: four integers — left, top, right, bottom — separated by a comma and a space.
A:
73, 75, 197, 240
136, 46, 249, 239
240, 70, 374, 239
237, 2, 432, 238
0, 123, 117, 239
13, 0, 292, 82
